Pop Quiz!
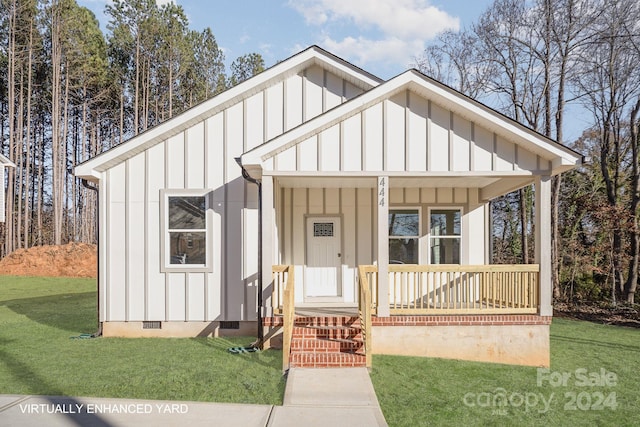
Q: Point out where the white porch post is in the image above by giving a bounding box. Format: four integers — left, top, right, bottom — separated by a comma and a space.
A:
535, 175, 552, 316
377, 176, 390, 317
261, 175, 275, 317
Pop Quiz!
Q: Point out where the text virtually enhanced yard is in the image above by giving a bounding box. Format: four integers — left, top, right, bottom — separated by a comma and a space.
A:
0, 275, 638, 426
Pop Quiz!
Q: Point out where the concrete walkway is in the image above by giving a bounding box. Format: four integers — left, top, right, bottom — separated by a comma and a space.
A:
0, 368, 387, 426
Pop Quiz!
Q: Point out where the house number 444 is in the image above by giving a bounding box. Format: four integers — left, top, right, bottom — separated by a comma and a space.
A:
378, 177, 387, 207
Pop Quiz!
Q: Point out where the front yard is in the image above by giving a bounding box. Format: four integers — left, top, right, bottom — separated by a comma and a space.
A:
1, 275, 638, 426
0, 276, 284, 404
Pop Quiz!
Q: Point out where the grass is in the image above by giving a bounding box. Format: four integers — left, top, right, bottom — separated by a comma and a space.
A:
370, 317, 640, 426
3, 275, 639, 425
0, 276, 285, 404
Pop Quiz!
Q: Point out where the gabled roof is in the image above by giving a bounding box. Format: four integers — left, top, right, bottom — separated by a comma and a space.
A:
75, 46, 383, 181
241, 69, 583, 176
0, 153, 16, 167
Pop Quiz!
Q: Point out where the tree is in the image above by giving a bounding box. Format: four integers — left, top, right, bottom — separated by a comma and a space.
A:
230, 53, 265, 86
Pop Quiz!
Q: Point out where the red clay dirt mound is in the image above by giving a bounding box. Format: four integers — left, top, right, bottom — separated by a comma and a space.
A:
0, 243, 97, 278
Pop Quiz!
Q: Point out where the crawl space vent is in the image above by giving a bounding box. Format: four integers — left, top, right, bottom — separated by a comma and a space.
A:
143, 321, 162, 329
220, 321, 240, 330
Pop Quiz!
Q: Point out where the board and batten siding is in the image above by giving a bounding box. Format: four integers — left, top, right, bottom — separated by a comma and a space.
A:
101, 65, 365, 322
273, 90, 551, 174
276, 185, 485, 305
0, 164, 5, 222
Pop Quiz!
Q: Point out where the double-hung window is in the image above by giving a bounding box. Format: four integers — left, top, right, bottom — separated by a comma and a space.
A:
162, 191, 210, 270
429, 209, 461, 264
388, 209, 420, 264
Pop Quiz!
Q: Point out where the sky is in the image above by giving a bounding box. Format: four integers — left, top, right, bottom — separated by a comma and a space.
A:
77, 0, 494, 80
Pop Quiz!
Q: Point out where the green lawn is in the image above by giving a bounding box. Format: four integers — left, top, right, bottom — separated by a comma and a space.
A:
0, 276, 285, 404
370, 317, 640, 426
2, 275, 638, 426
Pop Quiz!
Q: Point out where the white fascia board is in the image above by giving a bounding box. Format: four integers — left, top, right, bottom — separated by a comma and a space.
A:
0, 153, 16, 167
74, 46, 381, 180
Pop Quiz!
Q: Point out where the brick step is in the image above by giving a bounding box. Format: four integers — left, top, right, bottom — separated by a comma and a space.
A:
289, 351, 367, 368
292, 316, 361, 328
290, 337, 363, 353
292, 326, 362, 340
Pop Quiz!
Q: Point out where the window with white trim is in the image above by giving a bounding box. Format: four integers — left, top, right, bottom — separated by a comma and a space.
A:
388, 208, 420, 264
429, 209, 461, 264
164, 193, 209, 268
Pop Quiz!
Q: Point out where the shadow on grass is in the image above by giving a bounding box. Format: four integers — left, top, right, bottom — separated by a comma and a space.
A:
551, 334, 640, 352
0, 338, 111, 426
0, 292, 97, 333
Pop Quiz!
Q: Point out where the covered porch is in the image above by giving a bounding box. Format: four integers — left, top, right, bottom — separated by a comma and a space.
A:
238, 70, 582, 368
263, 172, 553, 370
263, 172, 553, 319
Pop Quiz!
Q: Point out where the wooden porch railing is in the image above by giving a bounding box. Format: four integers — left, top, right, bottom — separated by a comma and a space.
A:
365, 264, 540, 315
272, 265, 295, 372
271, 265, 290, 315
357, 265, 375, 368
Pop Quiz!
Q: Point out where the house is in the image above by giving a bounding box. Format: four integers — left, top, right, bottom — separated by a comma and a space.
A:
75, 46, 582, 368
0, 153, 16, 223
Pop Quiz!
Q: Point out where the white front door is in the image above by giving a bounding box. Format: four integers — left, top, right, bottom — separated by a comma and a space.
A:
305, 217, 342, 300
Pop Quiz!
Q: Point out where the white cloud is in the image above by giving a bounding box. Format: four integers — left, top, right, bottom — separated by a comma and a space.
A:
288, 0, 459, 68
320, 35, 425, 69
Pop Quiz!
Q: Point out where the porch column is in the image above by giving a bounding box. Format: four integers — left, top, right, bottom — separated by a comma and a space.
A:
535, 175, 552, 316
377, 176, 390, 317
261, 175, 275, 317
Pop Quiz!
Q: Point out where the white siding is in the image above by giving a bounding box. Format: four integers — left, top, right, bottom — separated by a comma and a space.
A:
496, 135, 516, 171
186, 123, 205, 189
245, 92, 264, 150
127, 154, 146, 321
146, 143, 165, 320
452, 115, 471, 171
107, 163, 126, 321
343, 115, 362, 171
268, 91, 549, 174
298, 136, 318, 171
0, 165, 5, 222
473, 126, 493, 171
166, 133, 185, 188
364, 103, 384, 171
187, 273, 206, 321
100, 64, 366, 324
305, 65, 324, 120
385, 95, 406, 171
320, 125, 340, 171
407, 93, 428, 172
429, 102, 449, 172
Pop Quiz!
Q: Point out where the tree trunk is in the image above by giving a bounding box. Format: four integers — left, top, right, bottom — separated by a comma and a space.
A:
624, 98, 640, 304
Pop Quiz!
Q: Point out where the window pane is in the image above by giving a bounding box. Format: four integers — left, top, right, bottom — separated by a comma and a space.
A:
389, 210, 419, 237
169, 196, 206, 229
430, 210, 460, 236
389, 238, 418, 264
430, 238, 460, 264
170, 232, 206, 264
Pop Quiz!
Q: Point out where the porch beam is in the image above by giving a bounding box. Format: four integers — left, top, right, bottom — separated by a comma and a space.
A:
479, 177, 534, 202
535, 175, 552, 316
261, 175, 275, 317
377, 176, 390, 316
